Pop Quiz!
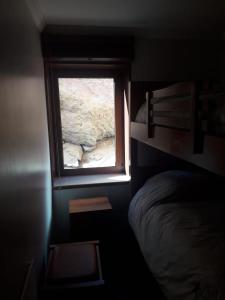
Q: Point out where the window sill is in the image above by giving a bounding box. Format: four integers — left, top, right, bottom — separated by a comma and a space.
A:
53, 173, 131, 190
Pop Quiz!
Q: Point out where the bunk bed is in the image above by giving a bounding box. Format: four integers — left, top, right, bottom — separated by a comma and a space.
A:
130, 81, 225, 177
128, 81, 225, 300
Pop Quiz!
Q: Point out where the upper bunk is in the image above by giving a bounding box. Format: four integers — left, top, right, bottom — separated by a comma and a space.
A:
130, 81, 225, 177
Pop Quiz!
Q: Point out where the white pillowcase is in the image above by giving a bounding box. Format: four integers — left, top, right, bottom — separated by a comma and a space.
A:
135, 102, 147, 123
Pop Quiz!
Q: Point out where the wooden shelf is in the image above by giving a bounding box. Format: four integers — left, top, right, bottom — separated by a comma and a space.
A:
53, 174, 130, 190
69, 197, 112, 214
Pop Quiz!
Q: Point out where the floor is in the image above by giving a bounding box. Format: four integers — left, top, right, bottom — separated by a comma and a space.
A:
100, 211, 166, 300
41, 210, 166, 300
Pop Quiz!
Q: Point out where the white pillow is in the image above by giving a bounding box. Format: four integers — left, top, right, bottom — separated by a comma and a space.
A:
135, 102, 147, 123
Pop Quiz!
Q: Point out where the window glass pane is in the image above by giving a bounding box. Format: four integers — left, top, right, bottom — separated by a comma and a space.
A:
58, 78, 115, 169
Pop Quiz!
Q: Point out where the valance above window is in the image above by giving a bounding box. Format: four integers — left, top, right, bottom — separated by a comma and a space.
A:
41, 33, 134, 63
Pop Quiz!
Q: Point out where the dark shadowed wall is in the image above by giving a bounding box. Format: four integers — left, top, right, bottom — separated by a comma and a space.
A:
0, 1, 51, 298
132, 38, 223, 81
223, 40, 225, 83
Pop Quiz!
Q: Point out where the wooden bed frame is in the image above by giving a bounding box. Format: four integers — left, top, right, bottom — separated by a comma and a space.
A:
130, 81, 225, 177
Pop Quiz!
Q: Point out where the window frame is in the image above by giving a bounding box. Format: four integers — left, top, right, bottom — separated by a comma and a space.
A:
47, 63, 127, 176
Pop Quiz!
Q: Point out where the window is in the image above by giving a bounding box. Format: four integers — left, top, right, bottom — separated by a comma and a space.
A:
48, 64, 127, 176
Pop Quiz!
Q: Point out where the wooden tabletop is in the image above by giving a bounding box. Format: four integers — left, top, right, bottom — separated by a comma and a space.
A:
69, 196, 112, 214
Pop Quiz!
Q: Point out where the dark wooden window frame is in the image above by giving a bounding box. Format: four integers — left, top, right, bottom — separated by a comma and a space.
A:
47, 63, 127, 176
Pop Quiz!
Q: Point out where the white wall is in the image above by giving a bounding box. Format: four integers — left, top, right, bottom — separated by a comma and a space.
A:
0, 1, 52, 298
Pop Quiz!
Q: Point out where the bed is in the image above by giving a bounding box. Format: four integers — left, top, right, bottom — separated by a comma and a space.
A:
135, 89, 225, 137
129, 81, 225, 299
129, 170, 225, 300
130, 81, 225, 177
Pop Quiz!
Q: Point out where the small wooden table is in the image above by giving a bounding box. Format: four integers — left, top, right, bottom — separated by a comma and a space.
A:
69, 197, 112, 214
69, 197, 112, 241
47, 241, 103, 286
41, 241, 105, 300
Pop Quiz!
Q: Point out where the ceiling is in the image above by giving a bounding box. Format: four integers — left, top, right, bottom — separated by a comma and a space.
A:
28, 0, 225, 38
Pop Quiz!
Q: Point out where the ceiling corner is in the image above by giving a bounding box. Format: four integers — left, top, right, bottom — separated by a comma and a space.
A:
25, 0, 46, 31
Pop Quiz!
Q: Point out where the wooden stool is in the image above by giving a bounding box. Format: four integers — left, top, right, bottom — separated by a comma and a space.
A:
69, 197, 112, 241
43, 241, 104, 298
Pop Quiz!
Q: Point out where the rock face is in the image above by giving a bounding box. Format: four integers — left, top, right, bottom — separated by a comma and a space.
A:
59, 78, 115, 147
63, 143, 83, 168
80, 137, 115, 168
58, 78, 115, 168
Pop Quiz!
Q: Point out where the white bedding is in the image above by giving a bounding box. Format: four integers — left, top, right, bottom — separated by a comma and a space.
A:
135, 102, 147, 123
129, 171, 225, 300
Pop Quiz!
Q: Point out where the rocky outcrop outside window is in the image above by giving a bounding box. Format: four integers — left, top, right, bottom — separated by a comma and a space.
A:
58, 78, 115, 168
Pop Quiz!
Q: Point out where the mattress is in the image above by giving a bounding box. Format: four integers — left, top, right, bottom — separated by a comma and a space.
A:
129, 170, 225, 300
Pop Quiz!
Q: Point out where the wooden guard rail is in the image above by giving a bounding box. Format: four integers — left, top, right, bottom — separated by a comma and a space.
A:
146, 81, 204, 154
